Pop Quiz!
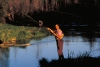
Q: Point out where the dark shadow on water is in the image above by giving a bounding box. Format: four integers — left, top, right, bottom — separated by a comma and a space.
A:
0, 48, 9, 67
39, 57, 100, 67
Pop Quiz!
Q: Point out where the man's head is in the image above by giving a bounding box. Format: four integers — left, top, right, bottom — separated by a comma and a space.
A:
55, 24, 59, 29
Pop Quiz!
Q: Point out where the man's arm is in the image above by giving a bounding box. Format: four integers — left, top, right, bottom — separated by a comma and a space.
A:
47, 28, 63, 39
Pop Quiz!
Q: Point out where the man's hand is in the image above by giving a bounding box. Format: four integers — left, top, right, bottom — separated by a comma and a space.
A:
47, 27, 50, 30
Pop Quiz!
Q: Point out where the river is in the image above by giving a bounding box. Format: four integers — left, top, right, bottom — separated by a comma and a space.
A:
0, 32, 100, 67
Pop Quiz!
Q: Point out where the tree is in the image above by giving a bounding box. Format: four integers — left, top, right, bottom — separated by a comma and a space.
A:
0, 0, 8, 23
0, 0, 99, 24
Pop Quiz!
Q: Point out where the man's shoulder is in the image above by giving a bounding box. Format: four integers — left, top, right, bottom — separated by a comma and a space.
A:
58, 29, 62, 31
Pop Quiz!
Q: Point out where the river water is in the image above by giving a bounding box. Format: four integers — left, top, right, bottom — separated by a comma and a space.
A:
0, 32, 100, 67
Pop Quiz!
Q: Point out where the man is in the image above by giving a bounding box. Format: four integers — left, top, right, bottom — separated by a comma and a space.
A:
47, 24, 64, 60
54, 24, 64, 60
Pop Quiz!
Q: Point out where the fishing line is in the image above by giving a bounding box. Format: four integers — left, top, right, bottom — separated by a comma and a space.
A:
48, 10, 84, 18
25, 10, 84, 25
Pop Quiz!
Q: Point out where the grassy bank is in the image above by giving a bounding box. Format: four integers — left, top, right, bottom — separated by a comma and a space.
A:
39, 57, 100, 67
0, 23, 49, 44
39, 52, 100, 66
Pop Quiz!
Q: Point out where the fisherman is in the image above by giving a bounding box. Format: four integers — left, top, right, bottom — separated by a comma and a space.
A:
54, 24, 64, 60
47, 24, 64, 60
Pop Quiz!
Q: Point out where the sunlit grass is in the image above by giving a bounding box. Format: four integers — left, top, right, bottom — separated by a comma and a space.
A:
0, 23, 49, 44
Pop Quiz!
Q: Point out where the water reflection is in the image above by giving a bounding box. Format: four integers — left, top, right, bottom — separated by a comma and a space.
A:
0, 48, 9, 67
0, 34, 100, 67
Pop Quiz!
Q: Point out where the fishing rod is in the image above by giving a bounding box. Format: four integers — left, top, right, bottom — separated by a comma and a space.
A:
25, 14, 44, 27
25, 10, 84, 24
24, 10, 85, 28
25, 14, 39, 24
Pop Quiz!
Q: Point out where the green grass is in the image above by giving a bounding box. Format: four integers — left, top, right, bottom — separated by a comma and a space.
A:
0, 23, 49, 44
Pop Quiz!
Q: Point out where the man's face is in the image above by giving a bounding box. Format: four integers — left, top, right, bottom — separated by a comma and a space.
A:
55, 25, 59, 29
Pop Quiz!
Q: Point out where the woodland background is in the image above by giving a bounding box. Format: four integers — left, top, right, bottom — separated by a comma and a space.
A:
0, 0, 99, 26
